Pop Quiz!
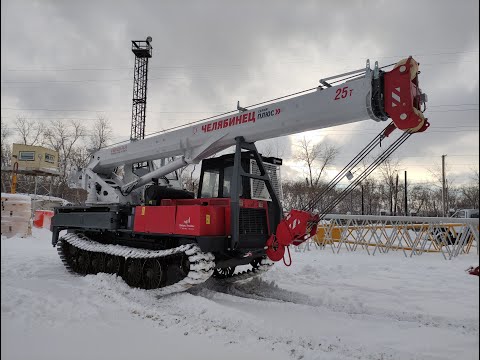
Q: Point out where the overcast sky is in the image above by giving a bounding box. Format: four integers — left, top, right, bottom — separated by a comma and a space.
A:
1, 0, 479, 186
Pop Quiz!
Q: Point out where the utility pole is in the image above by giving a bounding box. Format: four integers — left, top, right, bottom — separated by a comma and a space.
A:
442, 154, 446, 217
394, 173, 399, 215
361, 183, 364, 215
404, 170, 408, 216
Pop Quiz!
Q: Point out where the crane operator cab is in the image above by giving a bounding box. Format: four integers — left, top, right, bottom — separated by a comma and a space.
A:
143, 152, 283, 204
196, 150, 284, 252
141, 148, 283, 250
198, 152, 283, 201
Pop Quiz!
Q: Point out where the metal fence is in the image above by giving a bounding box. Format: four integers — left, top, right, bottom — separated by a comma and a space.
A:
296, 214, 479, 259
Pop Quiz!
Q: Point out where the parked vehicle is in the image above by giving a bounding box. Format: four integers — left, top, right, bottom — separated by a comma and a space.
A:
450, 209, 479, 219
431, 209, 479, 245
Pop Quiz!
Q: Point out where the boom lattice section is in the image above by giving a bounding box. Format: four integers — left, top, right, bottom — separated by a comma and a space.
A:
298, 215, 479, 259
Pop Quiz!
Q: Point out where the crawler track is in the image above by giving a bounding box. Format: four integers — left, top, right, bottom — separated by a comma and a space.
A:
57, 233, 215, 296
57, 233, 274, 296
212, 259, 274, 283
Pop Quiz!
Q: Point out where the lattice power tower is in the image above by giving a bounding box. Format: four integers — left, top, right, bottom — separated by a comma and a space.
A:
130, 36, 152, 141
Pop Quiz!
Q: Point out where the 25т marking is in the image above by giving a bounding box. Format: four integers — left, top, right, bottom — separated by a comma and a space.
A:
334, 86, 353, 100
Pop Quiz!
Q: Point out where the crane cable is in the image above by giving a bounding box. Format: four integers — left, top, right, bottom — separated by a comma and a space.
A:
302, 122, 395, 212
302, 128, 413, 220
316, 131, 412, 219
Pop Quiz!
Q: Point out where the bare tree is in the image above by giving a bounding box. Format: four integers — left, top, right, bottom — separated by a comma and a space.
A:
428, 160, 456, 213
1, 123, 13, 192
181, 164, 198, 194
69, 146, 91, 171
409, 184, 439, 216
294, 137, 339, 187
378, 157, 400, 214
14, 116, 44, 146
472, 168, 479, 183
258, 139, 285, 158
43, 119, 86, 179
89, 116, 113, 151
356, 177, 381, 215
458, 168, 480, 209
282, 180, 312, 211
1, 122, 12, 167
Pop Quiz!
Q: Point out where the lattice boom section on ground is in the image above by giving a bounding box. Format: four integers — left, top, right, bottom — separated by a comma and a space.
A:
295, 215, 479, 259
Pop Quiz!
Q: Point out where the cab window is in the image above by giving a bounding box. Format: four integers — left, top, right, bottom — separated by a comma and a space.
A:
201, 170, 219, 198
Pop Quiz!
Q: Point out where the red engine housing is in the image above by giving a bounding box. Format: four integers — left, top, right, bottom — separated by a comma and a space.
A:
133, 198, 269, 237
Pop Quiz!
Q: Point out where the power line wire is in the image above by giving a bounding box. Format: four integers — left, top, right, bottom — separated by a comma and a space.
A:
428, 103, 479, 107
4, 50, 478, 72
427, 109, 478, 113
1, 60, 477, 85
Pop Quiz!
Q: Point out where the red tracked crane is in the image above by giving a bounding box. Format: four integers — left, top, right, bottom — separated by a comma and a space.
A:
53, 56, 429, 295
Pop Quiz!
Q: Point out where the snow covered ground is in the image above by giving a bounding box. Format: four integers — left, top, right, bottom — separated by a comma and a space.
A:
1, 229, 478, 360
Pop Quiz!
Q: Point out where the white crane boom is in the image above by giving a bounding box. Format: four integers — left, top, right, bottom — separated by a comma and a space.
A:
75, 57, 428, 204
94, 69, 373, 171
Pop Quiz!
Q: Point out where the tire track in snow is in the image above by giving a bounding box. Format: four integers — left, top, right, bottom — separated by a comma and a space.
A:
196, 277, 478, 335
84, 273, 402, 360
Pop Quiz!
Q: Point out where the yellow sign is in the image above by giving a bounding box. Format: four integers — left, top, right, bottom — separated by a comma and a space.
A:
206, 214, 211, 225
141, 207, 146, 216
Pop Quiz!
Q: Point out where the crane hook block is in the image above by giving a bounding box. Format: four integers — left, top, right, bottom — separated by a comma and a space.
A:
265, 210, 319, 262
383, 57, 430, 134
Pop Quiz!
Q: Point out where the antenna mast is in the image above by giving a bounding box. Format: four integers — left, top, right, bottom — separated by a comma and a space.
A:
130, 36, 152, 141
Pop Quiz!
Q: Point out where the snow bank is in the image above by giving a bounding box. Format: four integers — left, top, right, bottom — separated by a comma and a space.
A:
0, 193, 31, 202
1, 192, 32, 238
29, 193, 71, 206
1, 228, 478, 360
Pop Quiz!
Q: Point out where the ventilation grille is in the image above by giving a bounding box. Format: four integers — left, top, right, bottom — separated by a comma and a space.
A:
250, 159, 283, 201
239, 208, 268, 235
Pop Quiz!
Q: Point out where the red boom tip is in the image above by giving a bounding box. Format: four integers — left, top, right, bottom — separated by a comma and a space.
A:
384, 57, 429, 133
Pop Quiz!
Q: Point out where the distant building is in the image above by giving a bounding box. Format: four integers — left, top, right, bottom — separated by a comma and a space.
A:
9, 144, 59, 176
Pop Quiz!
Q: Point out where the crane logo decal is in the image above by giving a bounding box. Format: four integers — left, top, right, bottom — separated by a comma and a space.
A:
257, 107, 281, 119
201, 111, 256, 133
179, 216, 194, 230
111, 144, 128, 154
200, 107, 281, 133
